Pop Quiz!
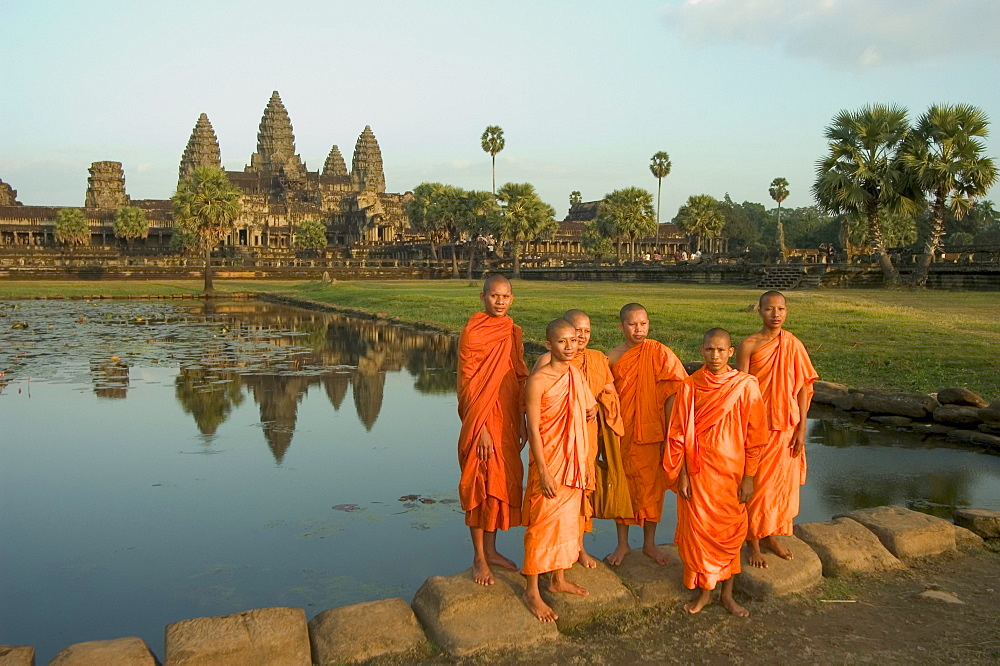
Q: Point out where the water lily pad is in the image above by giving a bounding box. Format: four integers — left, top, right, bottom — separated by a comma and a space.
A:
331, 503, 362, 512
398, 494, 419, 501
419, 498, 437, 504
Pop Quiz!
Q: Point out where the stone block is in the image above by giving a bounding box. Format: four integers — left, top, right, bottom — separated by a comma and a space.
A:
50, 637, 157, 665
947, 429, 1000, 449
853, 391, 938, 419
411, 568, 558, 657
953, 524, 985, 550
607, 545, 688, 606
164, 607, 309, 665
980, 402, 1000, 426
539, 561, 636, 630
0, 646, 35, 666
909, 422, 954, 436
734, 535, 822, 598
933, 404, 982, 426
308, 597, 426, 664
838, 505, 956, 559
794, 517, 904, 577
936, 387, 988, 408
953, 508, 1000, 538
812, 381, 848, 406
830, 394, 855, 411
870, 415, 912, 427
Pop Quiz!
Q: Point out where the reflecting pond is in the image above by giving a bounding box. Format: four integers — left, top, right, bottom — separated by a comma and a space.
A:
1, 299, 999, 662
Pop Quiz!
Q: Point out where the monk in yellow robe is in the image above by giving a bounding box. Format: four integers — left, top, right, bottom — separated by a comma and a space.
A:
522, 318, 597, 622
607, 303, 687, 566
531, 309, 627, 568
738, 291, 818, 567
665, 328, 766, 616
457, 274, 529, 585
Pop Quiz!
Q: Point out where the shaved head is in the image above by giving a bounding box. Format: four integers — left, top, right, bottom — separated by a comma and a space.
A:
564, 309, 590, 327
546, 317, 576, 341
759, 290, 785, 307
619, 303, 647, 322
482, 273, 511, 294
703, 327, 731, 347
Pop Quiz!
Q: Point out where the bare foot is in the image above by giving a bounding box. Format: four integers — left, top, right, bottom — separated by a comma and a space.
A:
606, 543, 631, 566
485, 551, 519, 571
473, 558, 494, 585
643, 543, 669, 565
523, 591, 558, 621
549, 578, 589, 596
683, 590, 712, 614
748, 548, 768, 569
720, 595, 750, 617
765, 536, 793, 560
578, 549, 598, 568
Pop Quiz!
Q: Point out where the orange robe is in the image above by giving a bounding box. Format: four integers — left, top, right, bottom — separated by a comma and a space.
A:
611, 339, 687, 525
573, 349, 626, 528
457, 312, 529, 531
523, 365, 596, 575
665, 367, 767, 590
746, 331, 818, 540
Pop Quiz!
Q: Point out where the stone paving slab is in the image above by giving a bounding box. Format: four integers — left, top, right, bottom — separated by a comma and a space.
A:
411, 567, 559, 657
308, 597, 427, 664
50, 637, 158, 665
0, 646, 35, 666
606, 545, 688, 606
539, 560, 636, 630
952, 524, 985, 551
794, 517, 904, 577
164, 607, 309, 665
837, 505, 956, 559
734, 536, 822, 599
953, 508, 1000, 538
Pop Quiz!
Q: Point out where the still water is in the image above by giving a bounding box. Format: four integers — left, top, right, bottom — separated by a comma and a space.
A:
1, 299, 999, 661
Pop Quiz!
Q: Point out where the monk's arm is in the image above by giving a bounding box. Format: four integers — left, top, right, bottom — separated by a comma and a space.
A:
530, 352, 551, 374
791, 383, 813, 456
525, 377, 557, 498
735, 338, 752, 372
662, 393, 676, 430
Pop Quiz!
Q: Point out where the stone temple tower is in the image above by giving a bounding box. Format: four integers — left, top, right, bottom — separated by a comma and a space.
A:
350, 126, 385, 193
85, 161, 129, 209
178, 113, 222, 183
0, 178, 22, 206
247, 91, 306, 179
323, 145, 348, 177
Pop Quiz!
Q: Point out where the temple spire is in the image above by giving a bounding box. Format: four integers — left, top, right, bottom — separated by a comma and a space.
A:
248, 91, 303, 174
178, 113, 222, 182
351, 125, 386, 193
323, 145, 348, 177
0, 178, 22, 206
85, 161, 129, 209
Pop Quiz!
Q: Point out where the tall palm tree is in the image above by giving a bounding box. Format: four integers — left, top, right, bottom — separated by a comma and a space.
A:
172, 165, 243, 297
675, 194, 724, 253
493, 182, 557, 279
769, 177, 789, 259
458, 190, 496, 280
900, 103, 997, 287
812, 104, 913, 285
481, 125, 505, 195
649, 151, 672, 245
597, 187, 656, 261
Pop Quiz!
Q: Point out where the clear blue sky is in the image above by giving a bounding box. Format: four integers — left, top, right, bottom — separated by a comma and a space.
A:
3, 0, 998, 218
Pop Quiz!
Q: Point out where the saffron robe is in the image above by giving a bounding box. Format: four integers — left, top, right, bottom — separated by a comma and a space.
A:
457, 312, 529, 531
523, 365, 596, 575
611, 339, 687, 525
745, 331, 818, 540
665, 367, 767, 590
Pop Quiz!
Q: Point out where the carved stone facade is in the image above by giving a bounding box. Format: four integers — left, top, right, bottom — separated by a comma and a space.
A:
178, 113, 222, 182
85, 161, 129, 209
0, 178, 22, 206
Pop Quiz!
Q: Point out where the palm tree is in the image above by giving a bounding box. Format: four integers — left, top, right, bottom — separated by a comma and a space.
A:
406, 182, 448, 260
112, 205, 149, 248
581, 219, 613, 267
481, 125, 505, 194
900, 103, 998, 287
54, 208, 90, 248
674, 194, 724, 253
596, 187, 656, 261
769, 177, 789, 259
172, 165, 243, 297
493, 182, 557, 279
812, 104, 914, 285
649, 151, 672, 245
457, 190, 496, 280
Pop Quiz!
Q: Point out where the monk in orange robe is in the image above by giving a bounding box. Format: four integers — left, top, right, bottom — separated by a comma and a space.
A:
522, 318, 597, 621
531, 309, 626, 568
665, 328, 766, 616
738, 291, 818, 567
606, 303, 687, 566
457, 274, 529, 585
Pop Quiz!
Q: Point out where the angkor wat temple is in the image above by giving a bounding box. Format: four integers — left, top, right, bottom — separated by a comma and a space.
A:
0, 91, 413, 252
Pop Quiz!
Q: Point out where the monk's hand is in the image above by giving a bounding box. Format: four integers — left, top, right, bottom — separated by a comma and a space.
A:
738, 475, 754, 503
790, 428, 806, 457
678, 471, 692, 501
477, 428, 493, 461
519, 417, 528, 450
586, 405, 597, 421
540, 471, 558, 499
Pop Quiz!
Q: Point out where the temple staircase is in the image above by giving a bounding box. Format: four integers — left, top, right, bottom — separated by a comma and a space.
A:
755, 266, 822, 290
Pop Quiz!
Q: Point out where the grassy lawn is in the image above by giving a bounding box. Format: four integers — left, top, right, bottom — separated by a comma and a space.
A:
2, 279, 997, 399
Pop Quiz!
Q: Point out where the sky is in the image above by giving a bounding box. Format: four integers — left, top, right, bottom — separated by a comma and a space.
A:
2, 0, 999, 218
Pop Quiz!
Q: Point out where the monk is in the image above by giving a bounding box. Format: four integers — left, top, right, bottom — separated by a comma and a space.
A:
738, 291, 818, 567
665, 328, 767, 617
606, 303, 687, 566
457, 274, 529, 585
531, 309, 627, 568
522, 318, 597, 621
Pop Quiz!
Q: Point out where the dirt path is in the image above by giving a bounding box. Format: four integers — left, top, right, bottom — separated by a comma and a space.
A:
415, 548, 1000, 664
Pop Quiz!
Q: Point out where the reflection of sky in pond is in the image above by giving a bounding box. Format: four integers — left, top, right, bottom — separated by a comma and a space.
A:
1, 300, 999, 662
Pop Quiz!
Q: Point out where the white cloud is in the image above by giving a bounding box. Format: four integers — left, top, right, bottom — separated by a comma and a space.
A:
662, 0, 1000, 69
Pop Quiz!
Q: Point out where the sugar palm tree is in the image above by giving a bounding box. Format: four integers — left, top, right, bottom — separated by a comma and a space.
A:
649, 151, 672, 245
597, 187, 656, 261
481, 125, 505, 195
675, 194, 724, 253
769, 177, 789, 259
493, 182, 556, 279
813, 104, 914, 285
172, 166, 243, 297
900, 103, 998, 287
54, 208, 90, 248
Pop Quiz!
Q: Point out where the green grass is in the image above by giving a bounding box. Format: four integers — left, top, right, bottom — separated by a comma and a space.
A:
2, 279, 997, 399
